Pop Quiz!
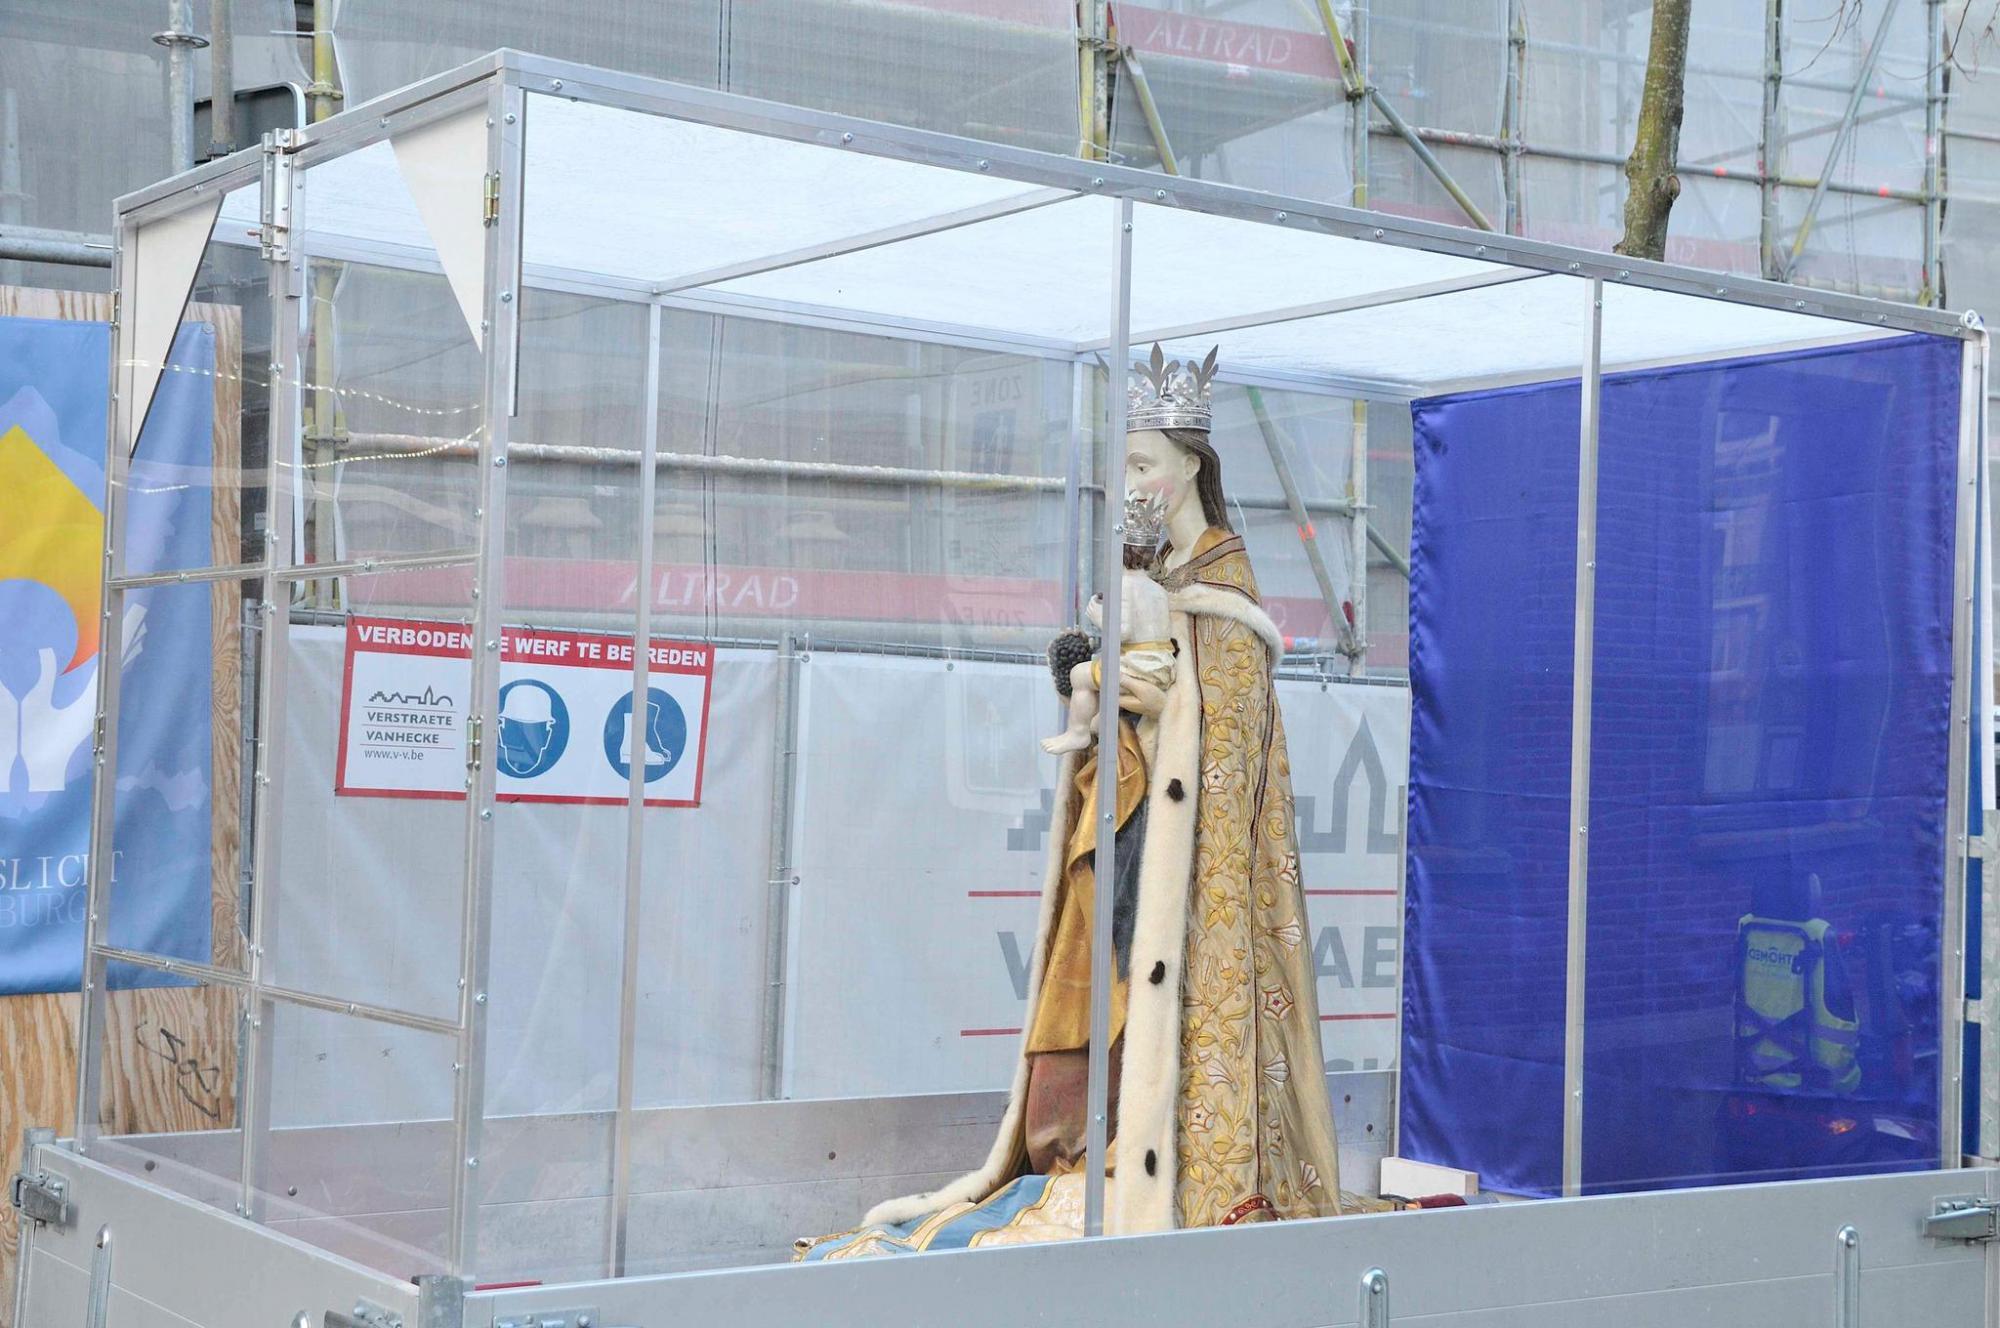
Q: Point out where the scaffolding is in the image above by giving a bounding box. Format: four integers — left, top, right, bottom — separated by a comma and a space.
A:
1104, 1, 1950, 301
0, 3, 1964, 292
0, 2, 1974, 671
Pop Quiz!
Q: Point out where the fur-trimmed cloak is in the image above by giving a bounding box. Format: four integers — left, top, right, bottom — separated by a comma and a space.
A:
864, 530, 1344, 1236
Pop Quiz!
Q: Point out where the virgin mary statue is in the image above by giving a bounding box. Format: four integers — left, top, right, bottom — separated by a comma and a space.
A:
796, 347, 1345, 1259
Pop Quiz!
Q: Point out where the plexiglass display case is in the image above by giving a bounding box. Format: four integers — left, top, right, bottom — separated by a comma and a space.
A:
21, 48, 1995, 1328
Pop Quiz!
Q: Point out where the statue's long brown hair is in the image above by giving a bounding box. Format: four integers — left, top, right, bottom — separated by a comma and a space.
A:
1161, 427, 1232, 532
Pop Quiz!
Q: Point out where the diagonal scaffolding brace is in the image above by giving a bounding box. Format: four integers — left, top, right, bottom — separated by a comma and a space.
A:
1783, 0, 1902, 280
1315, 0, 1495, 232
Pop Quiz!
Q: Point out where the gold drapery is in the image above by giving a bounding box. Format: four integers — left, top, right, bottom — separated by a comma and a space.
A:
1172, 548, 1343, 1223
1025, 718, 1147, 1054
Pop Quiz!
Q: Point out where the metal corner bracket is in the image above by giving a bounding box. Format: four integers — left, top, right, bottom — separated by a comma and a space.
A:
1921, 1196, 1997, 1243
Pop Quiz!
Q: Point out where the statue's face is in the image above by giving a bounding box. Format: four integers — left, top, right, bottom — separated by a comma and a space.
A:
1125, 428, 1200, 519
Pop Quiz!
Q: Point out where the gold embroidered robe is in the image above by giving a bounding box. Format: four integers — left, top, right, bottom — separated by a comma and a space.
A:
1163, 530, 1343, 1224
819, 528, 1343, 1247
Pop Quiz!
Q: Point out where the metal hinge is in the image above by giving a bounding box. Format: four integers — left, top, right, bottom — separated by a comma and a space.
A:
466, 713, 482, 772
260, 130, 296, 262
483, 173, 501, 227
1922, 1196, 1998, 1243
10, 1169, 71, 1231
91, 711, 106, 761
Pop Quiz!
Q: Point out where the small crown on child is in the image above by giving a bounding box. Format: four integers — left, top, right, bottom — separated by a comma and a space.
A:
1123, 489, 1168, 556
1128, 343, 1219, 432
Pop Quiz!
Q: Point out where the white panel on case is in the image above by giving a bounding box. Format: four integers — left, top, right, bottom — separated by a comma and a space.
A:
122, 194, 222, 455
391, 106, 491, 347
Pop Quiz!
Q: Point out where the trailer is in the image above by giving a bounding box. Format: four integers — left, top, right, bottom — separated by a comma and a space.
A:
13, 48, 1997, 1327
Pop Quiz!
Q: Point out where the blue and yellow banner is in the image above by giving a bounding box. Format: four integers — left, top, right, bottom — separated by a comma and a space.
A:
0, 314, 214, 993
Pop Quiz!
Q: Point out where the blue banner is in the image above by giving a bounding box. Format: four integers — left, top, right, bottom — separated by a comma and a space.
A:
0, 314, 214, 993
1404, 335, 1961, 1195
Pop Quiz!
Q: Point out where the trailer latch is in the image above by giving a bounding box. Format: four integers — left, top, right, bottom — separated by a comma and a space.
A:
1923, 1196, 1998, 1243
494, 1310, 599, 1328
326, 1300, 403, 1328
9, 1169, 70, 1231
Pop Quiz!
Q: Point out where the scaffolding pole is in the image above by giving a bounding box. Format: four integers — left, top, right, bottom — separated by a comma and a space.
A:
207, 0, 236, 161
338, 429, 1363, 521
1783, 0, 1903, 281
1349, 0, 1370, 209
1503, 0, 1525, 235
1103, 0, 1180, 173
1118, 44, 1179, 176
1247, 387, 1360, 666
1759, 0, 1784, 280
305, 0, 344, 606
1922, 0, 1944, 306
1348, 0, 1373, 671
0, 224, 113, 268
1366, 124, 1932, 206
1317, 0, 1495, 232
153, 0, 206, 175
1077, 0, 1112, 161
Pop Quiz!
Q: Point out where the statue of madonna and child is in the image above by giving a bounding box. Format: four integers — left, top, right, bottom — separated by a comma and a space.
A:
794, 346, 1347, 1259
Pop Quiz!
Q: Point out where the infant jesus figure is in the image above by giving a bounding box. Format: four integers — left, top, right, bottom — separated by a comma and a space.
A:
1042, 491, 1176, 756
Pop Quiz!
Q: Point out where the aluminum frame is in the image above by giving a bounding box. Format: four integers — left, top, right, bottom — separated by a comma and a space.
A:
15, 1122, 1993, 1328
1559, 278, 1604, 1198
84, 46, 1995, 1287
237, 131, 302, 1221
1083, 195, 1133, 1236
71, 213, 136, 1158
463, 1162, 1996, 1327
444, 77, 526, 1275
606, 300, 665, 1276
1944, 320, 1987, 1167
113, 49, 1973, 336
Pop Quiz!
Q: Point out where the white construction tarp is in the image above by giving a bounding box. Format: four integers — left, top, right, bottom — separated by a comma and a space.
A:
267, 631, 1406, 1124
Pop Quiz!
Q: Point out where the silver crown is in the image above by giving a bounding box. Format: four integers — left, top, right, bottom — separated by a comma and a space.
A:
1123, 489, 1168, 556
1128, 343, 1218, 432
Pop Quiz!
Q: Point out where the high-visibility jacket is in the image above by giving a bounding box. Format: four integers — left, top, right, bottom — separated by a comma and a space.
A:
1734, 915, 1861, 1095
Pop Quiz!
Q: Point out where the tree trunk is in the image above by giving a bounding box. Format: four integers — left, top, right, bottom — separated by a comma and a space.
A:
1617, 0, 1693, 261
